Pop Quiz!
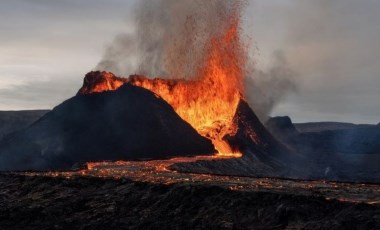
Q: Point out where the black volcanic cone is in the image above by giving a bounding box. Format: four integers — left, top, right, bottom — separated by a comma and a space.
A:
0, 84, 215, 171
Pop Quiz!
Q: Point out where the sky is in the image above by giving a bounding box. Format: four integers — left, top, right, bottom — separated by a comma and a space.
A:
0, 0, 379, 124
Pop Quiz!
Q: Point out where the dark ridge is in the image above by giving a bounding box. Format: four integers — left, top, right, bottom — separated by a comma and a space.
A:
294, 122, 375, 133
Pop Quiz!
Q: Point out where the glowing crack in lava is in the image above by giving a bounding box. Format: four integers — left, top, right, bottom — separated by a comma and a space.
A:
79, 7, 248, 157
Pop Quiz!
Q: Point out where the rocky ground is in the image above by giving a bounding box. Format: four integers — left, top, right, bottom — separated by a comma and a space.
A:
0, 174, 379, 230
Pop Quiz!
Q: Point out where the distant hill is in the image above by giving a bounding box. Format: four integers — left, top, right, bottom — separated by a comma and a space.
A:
266, 118, 380, 155
0, 110, 49, 139
294, 122, 375, 133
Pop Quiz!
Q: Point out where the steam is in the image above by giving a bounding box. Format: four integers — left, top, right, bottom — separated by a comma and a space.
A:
96, 0, 297, 120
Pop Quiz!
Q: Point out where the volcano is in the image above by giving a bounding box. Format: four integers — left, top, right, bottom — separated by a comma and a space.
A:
0, 4, 293, 172
79, 71, 290, 155
0, 81, 215, 170
77, 71, 293, 176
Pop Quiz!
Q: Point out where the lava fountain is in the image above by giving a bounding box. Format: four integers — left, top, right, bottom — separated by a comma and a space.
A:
79, 2, 248, 157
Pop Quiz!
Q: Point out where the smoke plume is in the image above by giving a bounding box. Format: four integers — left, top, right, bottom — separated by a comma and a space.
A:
96, 0, 297, 120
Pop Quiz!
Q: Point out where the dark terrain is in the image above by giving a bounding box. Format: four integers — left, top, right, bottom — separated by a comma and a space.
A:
0, 174, 379, 230
266, 117, 380, 182
267, 117, 380, 151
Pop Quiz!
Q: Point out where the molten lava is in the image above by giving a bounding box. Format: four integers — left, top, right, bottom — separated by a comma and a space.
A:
79, 6, 247, 157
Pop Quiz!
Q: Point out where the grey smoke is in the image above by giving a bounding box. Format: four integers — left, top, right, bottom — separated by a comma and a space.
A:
96, 33, 139, 76
246, 50, 298, 121
252, 0, 380, 123
96, 0, 297, 120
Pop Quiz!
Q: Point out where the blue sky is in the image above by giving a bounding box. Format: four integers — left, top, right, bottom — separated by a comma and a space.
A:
1, 0, 379, 124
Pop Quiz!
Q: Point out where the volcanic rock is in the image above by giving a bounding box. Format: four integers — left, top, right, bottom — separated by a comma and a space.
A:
0, 84, 215, 171
78, 71, 127, 95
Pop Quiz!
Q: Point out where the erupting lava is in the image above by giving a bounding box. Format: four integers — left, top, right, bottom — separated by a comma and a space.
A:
79, 5, 247, 157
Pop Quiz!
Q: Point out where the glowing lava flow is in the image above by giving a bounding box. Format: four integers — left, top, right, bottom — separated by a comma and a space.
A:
23, 158, 380, 205
79, 7, 247, 158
